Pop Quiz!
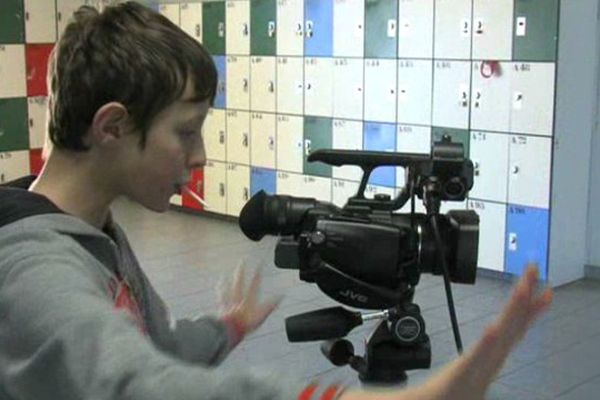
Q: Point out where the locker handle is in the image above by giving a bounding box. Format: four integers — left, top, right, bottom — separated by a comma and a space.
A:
268, 136, 274, 150
25, 12, 30, 21
268, 21, 276, 38
473, 161, 480, 176
219, 183, 225, 197
305, 21, 313, 38
29, 118, 34, 128
243, 78, 249, 92
195, 24, 201, 38
218, 22, 225, 38
243, 187, 249, 201
196, 180, 203, 194
219, 131, 225, 144
296, 22, 303, 36
304, 139, 312, 156
268, 81, 274, 93
242, 133, 248, 147
243, 23, 249, 37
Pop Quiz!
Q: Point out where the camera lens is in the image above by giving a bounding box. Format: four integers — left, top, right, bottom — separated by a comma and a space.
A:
444, 178, 465, 199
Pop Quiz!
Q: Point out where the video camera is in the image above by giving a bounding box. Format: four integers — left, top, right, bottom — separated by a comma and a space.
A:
239, 136, 480, 384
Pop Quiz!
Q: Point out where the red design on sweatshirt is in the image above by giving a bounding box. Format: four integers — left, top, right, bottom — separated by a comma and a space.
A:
109, 278, 147, 335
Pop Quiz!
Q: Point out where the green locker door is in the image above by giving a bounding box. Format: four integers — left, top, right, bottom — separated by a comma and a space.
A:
513, 0, 559, 62
432, 127, 470, 158
0, 0, 25, 44
203, 1, 226, 55
0, 98, 29, 152
365, 0, 398, 59
304, 117, 332, 178
251, 0, 276, 56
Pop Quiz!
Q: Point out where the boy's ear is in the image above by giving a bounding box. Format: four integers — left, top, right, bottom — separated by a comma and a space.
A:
90, 102, 130, 146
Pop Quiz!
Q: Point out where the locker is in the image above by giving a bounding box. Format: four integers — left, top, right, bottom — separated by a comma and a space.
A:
276, 171, 304, 196
304, 57, 333, 118
397, 0, 433, 59
203, 109, 226, 162
508, 135, 551, 209
182, 168, 205, 211
332, 58, 363, 121
433, 0, 472, 60
432, 127, 470, 158
0, 98, 28, 152
251, 0, 276, 56
332, 179, 360, 208
158, 4, 180, 25
203, 160, 227, 214
226, 163, 250, 217
365, 0, 398, 59
472, 0, 514, 61
251, 167, 276, 196
432, 60, 471, 130
513, 0, 559, 62
0, 0, 25, 44
470, 61, 511, 133
250, 56, 276, 113
226, 56, 250, 110
332, 0, 364, 58
364, 122, 396, 188
364, 184, 395, 200
0, 45, 26, 99
505, 205, 549, 280
304, 0, 333, 57
276, 56, 303, 115
397, 59, 432, 126
0, 151, 29, 184
396, 125, 431, 155
250, 112, 276, 169
203, 1, 226, 55
26, 44, 54, 97
213, 56, 227, 109
57, 0, 86, 38
180, 3, 203, 43
276, 114, 303, 173
468, 200, 506, 272
276, 0, 304, 56
303, 117, 332, 178
332, 119, 363, 182
510, 62, 555, 136
226, 110, 250, 165
29, 148, 43, 175
469, 131, 509, 203
300, 174, 331, 202
440, 199, 467, 213
24, 0, 57, 43
226, 0, 250, 55
27, 97, 47, 149
364, 59, 397, 123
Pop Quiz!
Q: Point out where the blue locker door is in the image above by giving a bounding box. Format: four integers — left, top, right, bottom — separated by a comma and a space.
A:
505, 205, 549, 280
251, 167, 277, 196
363, 122, 396, 187
305, 0, 333, 57
213, 56, 227, 109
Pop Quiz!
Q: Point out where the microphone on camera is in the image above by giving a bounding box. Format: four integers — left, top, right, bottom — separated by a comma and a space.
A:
285, 307, 363, 342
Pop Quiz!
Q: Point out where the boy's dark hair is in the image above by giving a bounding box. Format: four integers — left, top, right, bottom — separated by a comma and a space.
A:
47, 1, 217, 151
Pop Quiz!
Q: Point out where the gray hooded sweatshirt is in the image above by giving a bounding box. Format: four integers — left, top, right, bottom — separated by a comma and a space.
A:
0, 176, 307, 400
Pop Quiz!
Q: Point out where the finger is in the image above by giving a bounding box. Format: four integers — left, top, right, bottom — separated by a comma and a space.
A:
246, 268, 263, 306
217, 276, 231, 307
232, 264, 245, 304
248, 297, 282, 331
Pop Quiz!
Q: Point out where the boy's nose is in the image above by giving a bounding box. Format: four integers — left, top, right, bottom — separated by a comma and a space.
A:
187, 140, 207, 169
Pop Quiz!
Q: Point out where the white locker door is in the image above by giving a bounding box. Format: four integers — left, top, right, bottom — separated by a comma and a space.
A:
301, 175, 331, 202
469, 131, 509, 203
250, 56, 276, 113
226, 110, 250, 165
0, 45, 26, 98
440, 199, 467, 213
276, 114, 303, 173
24, 0, 57, 43
304, 57, 333, 117
276, 56, 303, 115
226, 0, 250, 55
397, 0, 434, 59
396, 124, 431, 154
333, 58, 364, 120
432, 61, 471, 129
276, 0, 304, 56
470, 61, 511, 132
276, 171, 304, 196
226, 163, 250, 217
468, 200, 506, 272
332, 179, 360, 208
332, 119, 363, 182
472, 0, 513, 61
510, 63, 556, 136
28, 97, 47, 149
434, 0, 472, 59
397, 59, 432, 126
203, 109, 226, 162
364, 59, 397, 123
159, 4, 180, 25
0, 151, 30, 184
180, 3, 203, 43
333, 0, 364, 58
396, 189, 427, 214
57, 0, 87, 36
203, 161, 227, 214
250, 112, 276, 169
226, 56, 250, 110
508, 135, 552, 209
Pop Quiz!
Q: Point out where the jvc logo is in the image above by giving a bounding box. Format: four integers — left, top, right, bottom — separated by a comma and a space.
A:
339, 289, 368, 304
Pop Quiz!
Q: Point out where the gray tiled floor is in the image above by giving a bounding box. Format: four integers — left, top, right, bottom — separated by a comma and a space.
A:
113, 199, 600, 399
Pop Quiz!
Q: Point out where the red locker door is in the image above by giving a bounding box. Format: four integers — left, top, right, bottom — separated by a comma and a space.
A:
26, 44, 54, 97
29, 148, 44, 175
182, 168, 205, 210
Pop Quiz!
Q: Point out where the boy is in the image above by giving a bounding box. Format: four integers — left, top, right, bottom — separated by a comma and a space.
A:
0, 2, 551, 399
